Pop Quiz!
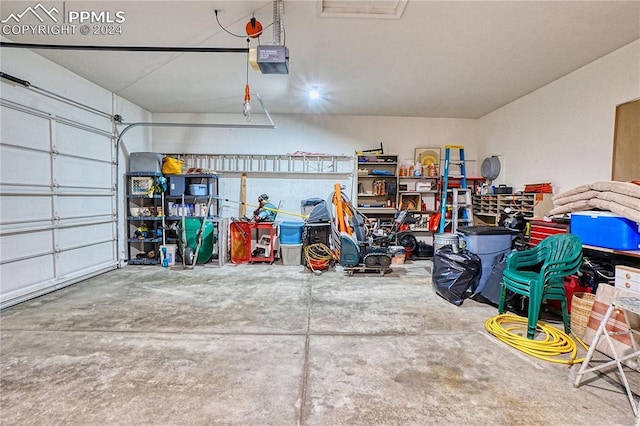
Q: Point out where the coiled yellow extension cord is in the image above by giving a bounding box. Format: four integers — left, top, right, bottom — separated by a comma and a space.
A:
485, 313, 589, 365
303, 243, 335, 272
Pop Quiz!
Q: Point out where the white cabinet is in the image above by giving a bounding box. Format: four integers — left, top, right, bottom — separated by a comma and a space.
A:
615, 265, 640, 293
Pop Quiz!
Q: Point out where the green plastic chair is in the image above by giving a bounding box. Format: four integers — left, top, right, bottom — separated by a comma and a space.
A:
498, 233, 583, 339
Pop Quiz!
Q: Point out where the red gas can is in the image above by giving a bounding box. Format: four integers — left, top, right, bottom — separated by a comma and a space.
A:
547, 275, 590, 313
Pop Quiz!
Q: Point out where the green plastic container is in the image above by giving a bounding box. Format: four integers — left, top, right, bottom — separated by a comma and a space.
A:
179, 217, 214, 264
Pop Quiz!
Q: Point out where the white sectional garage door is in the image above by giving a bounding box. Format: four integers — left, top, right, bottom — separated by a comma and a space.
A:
0, 100, 118, 309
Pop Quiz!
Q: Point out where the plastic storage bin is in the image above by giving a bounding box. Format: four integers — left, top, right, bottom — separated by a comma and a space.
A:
571, 211, 640, 250
188, 184, 207, 196
457, 226, 516, 294
167, 175, 185, 196
280, 243, 302, 265
279, 221, 304, 244
129, 152, 162, 173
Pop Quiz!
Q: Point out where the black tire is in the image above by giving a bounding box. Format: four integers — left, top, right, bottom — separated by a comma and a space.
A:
398, 233, 418, 252
184, 246, 195, 265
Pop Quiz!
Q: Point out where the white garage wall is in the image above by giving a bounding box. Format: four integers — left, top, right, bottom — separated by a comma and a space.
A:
151, 114, 479, 167
113, 97, 153, 262
150, 113, 479, 218
1, 47, 151, 307
478, 40, 640, 194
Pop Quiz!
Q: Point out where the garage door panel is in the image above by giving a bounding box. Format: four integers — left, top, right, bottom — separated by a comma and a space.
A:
1, 99, 118, 309
0, 256, 55, 298
57, 242, 115, 276
0, 230, 53, 263
0, 146, 51, 186
54, 156, 112, 189
56, 195, 113, 219
55, 125, 112, 161
56, 223, 114, 251
0, 107, 50, 151
0, 195, 53, 226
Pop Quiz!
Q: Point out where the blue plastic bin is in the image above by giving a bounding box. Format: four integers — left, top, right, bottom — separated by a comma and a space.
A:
457, 226, 517, 294
279, 221, 304, 244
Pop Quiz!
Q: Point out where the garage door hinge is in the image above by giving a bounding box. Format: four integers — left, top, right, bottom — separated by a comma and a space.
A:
54, 245, 61, 253
51, 148, 59, 156
52, 181, 60, 190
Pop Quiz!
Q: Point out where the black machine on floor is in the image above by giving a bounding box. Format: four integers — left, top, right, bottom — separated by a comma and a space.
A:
337, 215, 393, 271
304, 198, 387, 270
346, 208, 434, 270
385, 210, 434, 260
498, 207, 527, 249
309, 186, 431, 274
314, 188, 393, 272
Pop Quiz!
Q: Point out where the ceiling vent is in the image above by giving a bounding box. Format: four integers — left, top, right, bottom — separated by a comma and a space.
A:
317, 0, 408, 18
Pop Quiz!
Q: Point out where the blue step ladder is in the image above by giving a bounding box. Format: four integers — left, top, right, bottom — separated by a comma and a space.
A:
438, 145, 473, 233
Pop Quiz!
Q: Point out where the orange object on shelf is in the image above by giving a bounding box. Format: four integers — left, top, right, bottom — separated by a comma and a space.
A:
524, 183, 553, 193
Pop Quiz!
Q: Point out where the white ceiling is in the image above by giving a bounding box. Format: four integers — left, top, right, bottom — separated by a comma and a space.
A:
1, 0, 639, 118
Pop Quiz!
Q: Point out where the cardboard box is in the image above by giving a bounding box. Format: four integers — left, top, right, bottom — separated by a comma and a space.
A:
571, 211, 640, 250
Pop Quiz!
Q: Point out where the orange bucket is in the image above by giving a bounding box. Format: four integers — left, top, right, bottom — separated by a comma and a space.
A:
308, 258, 329, 271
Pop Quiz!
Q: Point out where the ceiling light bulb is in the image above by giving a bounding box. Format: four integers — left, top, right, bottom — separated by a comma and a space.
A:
309, 89, 320, 100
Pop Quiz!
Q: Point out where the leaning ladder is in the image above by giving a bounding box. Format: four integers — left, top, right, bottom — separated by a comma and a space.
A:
438, 145, 473, 233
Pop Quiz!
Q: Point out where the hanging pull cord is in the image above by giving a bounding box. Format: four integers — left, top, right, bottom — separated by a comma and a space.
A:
244, 84, 251, 103
242, 38, 252, 121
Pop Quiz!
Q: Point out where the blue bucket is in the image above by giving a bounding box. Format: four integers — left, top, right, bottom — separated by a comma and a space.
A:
279, 221, 304, 244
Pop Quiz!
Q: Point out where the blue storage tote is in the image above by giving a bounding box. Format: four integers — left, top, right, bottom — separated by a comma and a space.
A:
279, 221, 304, 244
571, 211, 640, 250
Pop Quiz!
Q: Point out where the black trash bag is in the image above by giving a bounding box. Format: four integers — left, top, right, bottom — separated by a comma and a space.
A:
432, 246, 482, 306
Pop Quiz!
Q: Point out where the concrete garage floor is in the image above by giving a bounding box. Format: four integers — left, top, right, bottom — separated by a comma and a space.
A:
1, 260, 637, 425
